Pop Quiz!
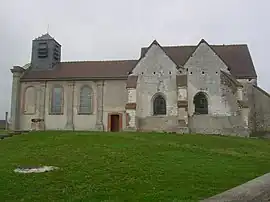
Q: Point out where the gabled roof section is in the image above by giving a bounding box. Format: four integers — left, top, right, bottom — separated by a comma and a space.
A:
141, 41, 257, 79
135, 40, 180, 70
185, 39, 231, 71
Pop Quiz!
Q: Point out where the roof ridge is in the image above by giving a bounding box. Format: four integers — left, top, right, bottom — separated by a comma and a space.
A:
159, 44, 248, 48
141, 43, 248, 48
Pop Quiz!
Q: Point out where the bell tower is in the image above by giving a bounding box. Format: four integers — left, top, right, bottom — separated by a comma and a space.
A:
31, 33, 61, 69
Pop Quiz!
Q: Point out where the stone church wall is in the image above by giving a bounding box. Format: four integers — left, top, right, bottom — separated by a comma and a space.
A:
19, 79, 128, 131
131, 43, 180, 132
249, 85, 270, 133
132, 43, 179, 119
103, 80, 128, 131
137, 116, 178, 132
72, 81, 97, 131
185, 42, 232, 116
220, 79, 240, 116
44, 81, 69, 130
185, 42, 248, 136
20, 82, 45, 131
189, 115, 250, 137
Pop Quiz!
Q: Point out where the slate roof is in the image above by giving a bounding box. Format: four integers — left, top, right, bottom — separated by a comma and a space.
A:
20, 41, 257, 81
21, 60, 137, 80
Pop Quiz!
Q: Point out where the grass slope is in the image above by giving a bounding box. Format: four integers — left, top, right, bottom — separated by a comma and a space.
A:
1, 132, 270, 201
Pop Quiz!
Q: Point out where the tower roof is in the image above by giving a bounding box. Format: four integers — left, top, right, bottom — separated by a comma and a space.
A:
34, 33, 54, 41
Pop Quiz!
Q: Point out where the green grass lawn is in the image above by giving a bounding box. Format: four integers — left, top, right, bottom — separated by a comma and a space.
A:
1, 132, 270, 201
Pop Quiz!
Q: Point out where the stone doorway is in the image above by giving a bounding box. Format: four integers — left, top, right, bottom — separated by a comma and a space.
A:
108, 113, 122, 132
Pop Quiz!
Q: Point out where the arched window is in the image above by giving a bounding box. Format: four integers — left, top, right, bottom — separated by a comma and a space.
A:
193, 92, 208, 114
24, 86, 36, 114
51, 85, 64, 114
79, 86, 92, 114
153, 95, 166, 115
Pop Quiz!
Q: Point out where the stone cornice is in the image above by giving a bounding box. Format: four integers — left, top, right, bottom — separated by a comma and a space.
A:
11, 66, 25, 74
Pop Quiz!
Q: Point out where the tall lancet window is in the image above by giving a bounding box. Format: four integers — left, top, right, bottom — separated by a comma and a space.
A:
50, 85, 64, 114
153, 94, 166, 115
79, 85, 93, 114
24, 86, 36, 114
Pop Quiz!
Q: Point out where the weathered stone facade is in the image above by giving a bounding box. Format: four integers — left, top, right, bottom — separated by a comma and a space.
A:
244, 83, 270, 134
9, 33, 270, 137
130, 41, 182, 132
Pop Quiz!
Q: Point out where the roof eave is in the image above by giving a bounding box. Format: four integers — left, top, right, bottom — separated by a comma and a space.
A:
20, 76, 129, 82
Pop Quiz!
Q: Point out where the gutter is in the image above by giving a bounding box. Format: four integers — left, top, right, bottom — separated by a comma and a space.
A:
20, 76, 129, 82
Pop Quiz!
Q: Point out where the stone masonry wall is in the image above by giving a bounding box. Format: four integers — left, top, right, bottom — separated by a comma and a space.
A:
249, 85, 270, 132
239, 83, 270, 133
220, 74, 240, 116
185, 41, 248, 136
131, 42, 181, 131
185, 42, 233, 116
189, 114, 250, 137
137, 116, 178, 132
132, 43, 179, 119
19, 79, 127, 131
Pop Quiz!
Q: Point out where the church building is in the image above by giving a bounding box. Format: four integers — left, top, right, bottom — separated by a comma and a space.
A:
9, 33, 270, 136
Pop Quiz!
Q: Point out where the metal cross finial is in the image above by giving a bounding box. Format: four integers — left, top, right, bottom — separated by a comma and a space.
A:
47, 24, 50, 34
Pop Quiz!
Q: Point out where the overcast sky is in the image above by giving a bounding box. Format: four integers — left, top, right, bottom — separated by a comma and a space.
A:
0, 0, 269, 119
